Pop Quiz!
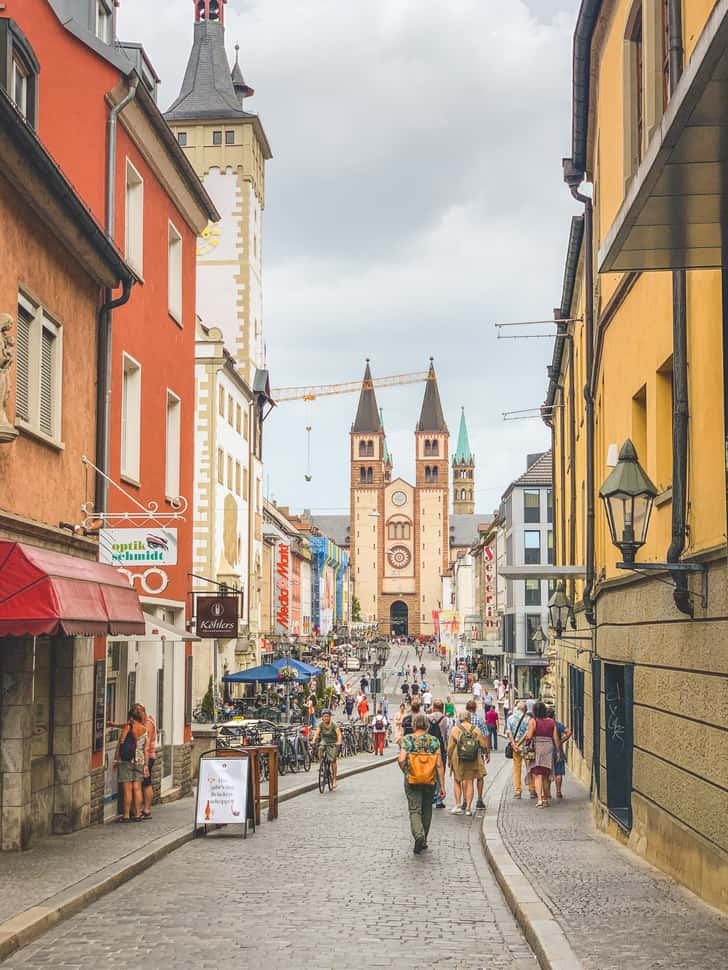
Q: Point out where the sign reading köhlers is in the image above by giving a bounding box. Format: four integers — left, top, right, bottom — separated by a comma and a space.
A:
99, 528, 178, 566
196, 595, 238, 639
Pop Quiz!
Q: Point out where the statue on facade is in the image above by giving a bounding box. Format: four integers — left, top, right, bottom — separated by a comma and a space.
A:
0, 314, 18, 442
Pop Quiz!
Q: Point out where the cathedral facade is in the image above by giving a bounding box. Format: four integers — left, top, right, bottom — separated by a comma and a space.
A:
350, 361, 451, 637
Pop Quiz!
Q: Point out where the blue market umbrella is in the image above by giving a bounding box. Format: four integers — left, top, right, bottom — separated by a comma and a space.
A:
271, 657, 321, 679
222, 663, 282, 683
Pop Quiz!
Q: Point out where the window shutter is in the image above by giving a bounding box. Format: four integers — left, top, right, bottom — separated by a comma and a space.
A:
39, 327, 55, 436
15, 308, 30, 422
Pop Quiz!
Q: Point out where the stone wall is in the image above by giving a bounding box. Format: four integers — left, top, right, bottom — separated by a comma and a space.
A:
0, 637, 34, 850
172, 743, 192, 797
89, 765, 105, 825
52, 637, 93, 835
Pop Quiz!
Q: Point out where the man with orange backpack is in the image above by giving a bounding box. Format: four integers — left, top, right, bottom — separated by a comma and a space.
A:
398, 713, 445, 854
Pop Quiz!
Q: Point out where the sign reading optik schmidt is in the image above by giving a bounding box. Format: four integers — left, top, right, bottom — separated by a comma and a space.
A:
99, 528, 178, 566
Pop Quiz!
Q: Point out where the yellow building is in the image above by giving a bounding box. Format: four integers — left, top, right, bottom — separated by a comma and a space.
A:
546, 0, 728, 913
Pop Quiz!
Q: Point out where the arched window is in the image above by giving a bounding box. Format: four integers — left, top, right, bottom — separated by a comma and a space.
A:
432, 467, 438, 483
366, 467, 373, 483
359, 441, 367, 457
403, 523, 410, 539
424, 440, 431, 456
366, 440, 374, 456
431, 440, 439, 456
469, 490, 473, 501
359, 467, 366, 483
425, 466, 432, 483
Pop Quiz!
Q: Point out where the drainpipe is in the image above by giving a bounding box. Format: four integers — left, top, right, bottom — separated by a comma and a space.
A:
666, 1, 692, 616
564, 165, 596, 626
95, 77, 139, 514
568, 335, 578, 606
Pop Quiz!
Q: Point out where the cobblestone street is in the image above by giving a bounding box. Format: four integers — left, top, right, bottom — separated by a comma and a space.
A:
5, 758, 536, 970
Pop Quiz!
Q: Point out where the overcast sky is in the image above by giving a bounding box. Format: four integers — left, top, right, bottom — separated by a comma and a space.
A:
119, 0, 581, 515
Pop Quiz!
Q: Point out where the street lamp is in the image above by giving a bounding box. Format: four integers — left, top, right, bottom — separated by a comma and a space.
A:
599, 439, 657, 565
548, 582, 572, 638
599, 439, 706, 614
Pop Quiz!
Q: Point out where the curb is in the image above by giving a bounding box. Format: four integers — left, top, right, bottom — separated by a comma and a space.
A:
480, 768, 583, 970
0, 753, 396, 963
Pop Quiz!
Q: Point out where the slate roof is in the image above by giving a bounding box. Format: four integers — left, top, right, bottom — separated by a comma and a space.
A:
309, 516, 351, 548
352, 362, 381, 433
449, 514, 494, 548
502, 451, 553, 499
165, 21, 255, 122
417, 361, 448, 433
453, 408, 473, 464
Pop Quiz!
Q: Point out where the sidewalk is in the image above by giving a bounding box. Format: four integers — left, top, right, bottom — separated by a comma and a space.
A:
0, 747, 395, 961
485, 767, 728, 970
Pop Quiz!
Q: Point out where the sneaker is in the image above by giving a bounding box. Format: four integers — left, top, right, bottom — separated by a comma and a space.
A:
435, 802, 446, 809
465, 809, 473, 816
450, 807, 465, 815
475, 799, 485, 810
529, 791, 538, 799
513, 792, 522, 798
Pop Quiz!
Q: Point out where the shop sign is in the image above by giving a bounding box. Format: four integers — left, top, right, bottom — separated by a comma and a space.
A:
483, 540, 497, 631
196, 757, 248, 825
99, 528, 178, 566
275, 542, 290, 635
196, 596, 238, 638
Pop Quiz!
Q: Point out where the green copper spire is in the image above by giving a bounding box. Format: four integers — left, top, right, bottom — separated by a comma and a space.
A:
379, 408, 393, 465
454, 407, 473, 464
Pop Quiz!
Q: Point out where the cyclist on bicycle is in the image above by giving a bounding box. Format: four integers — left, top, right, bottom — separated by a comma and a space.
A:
310, 710, 342, 789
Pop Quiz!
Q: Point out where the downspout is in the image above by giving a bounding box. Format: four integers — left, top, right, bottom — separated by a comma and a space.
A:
568, 335, 578, 606
666, 1, 692, 616
95, 77, 139, 513
564, 167, 596, 626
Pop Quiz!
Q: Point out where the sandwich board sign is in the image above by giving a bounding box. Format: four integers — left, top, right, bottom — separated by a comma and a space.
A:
195, 749, 253, 837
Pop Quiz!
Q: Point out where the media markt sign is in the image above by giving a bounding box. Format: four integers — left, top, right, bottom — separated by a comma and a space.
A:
196, 596, 238, 639
99, 528, 178, 566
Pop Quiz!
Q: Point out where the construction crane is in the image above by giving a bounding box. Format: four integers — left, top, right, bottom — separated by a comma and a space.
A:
272, 369, 430, 403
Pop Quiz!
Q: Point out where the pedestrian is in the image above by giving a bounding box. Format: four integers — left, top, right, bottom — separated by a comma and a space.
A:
113, 708, 147, 822
447, 707, 489, 815
546, 707, 572, 799
473, 679, 483, 702
464, 699, 489, 809
357, 691, 369, 722
395, 702, 406, 743
482, 688, 495, 713
422, 688, 433, 712
344, 693, 355, 721
360, 674, 369, 694
428, 699, 449, 809
133, 703, 156, 820
398, 713, 445, 854
503, 691, 511, 724
401, 699, 421, 737
445, 695, 455, 717
506, 702, 535, 799
419, 664, 426, 679
411, 681, 420, 698
523, 701, 561, 807
372, 706, 388, 755
485, 704, 499, 751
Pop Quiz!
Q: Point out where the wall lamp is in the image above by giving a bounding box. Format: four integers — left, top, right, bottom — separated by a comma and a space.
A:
599, 439, 706, 613
547, 582, 593, 641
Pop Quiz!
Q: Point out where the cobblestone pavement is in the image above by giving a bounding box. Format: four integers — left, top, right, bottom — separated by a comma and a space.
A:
7, 761, 536, 969
498, 772, 728, 969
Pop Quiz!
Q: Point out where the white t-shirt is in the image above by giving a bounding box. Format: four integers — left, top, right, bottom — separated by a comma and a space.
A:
473, 682, 483, 698
526, 698, 535, 713
371, 714, 387, 732
423, 691, 433, 706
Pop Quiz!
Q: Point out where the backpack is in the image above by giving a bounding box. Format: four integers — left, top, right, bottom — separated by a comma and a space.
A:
119, 725, 137, 763
428, 714, 446, 756
406, 736, 438, 786
457, 724, 480, 762
373, 715, 385, 731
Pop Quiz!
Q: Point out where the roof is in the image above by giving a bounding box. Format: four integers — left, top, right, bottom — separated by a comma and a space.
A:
417, 360, 448, 433
453, 408, 473, 464
380, 409, 393, 465
309, 515, 351, 548
502, 451, 553, 500
352, 362, 381, 433
448, 515, 494, 548
570, 1, 602, 175
543, 216, 584, 417
166, 21, 256, 123
231, 44, 255, 99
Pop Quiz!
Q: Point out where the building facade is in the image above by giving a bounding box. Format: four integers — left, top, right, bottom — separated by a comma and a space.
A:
350, 360, 449, 637
545, 0, 728, 913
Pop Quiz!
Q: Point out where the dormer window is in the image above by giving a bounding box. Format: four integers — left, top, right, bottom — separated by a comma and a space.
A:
1, 19, 40, 127
96, 0, 113, 45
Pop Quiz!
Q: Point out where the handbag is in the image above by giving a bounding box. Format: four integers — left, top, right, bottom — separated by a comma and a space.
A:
504, 712, 527, 759
523, 740, 536, 764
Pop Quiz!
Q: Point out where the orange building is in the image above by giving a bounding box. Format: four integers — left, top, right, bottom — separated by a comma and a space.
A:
5, 1, 218, 811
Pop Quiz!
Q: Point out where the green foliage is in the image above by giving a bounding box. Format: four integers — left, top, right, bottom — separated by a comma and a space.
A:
201, 676, 214, 719
351, 595, 362, 622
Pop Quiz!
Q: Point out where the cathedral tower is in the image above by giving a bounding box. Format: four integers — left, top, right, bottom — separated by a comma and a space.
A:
452, 408, 475, 514
165, 0, 272, 387
350, 362, 387, 625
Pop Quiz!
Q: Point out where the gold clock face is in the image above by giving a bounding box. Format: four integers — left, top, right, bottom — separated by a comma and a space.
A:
197, 225, 221, 257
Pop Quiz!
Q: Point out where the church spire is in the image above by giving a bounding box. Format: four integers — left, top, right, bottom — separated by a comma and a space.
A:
231, 44, 255, 105
379, 408, 393, 466
416, 358, 448, 433
454, 407, 473, 464
352, 360, 381, 433
166, 0, 251, 122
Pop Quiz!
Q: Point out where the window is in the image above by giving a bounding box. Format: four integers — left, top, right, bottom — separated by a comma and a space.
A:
167, 222, 182, 322
661, 0, 670, 108
218, 385, 225, 417
524, 530, 541, 565
525, 579, 541, 606
432, 467, 438, 483
225, 130, 235, 145
431, 440, 439, 456
236, 403, 242, 434
177, 132, 188, 147
121, 354, 141, 481
227, 455, 233, 491
15, 295, 62, 442
504, 614, 515, 653
217, 448, 224, 485
165, 391, 181, 500
227, 394, 234, 426
360, 467, 366, 483
424, 440, 431, 456
1, 20, 39, 126
524, 489, 540, 523
631, 384, 647, 466
548, 530, 555, 565
11, 54, 27, 117
547, 488, 553, 523
235, 461, 241, 496
96, 0, 113, 44
212, 130, 222, 146
526, 615, 543, 654
243, 469, 249, 501
366, 467, 373, 484
359, 441, 367, 457
632, 8, 644, 166
125, 160, 144, 274
656, 356, 673, 490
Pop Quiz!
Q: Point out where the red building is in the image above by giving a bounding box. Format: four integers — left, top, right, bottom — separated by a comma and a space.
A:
7, 0, 218, 810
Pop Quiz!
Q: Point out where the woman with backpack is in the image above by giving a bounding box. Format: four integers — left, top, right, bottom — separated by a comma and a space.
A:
398, 713, 445, 854
447, 709, 489, 816
113, 708, 148, 822
371, 706, 388, 755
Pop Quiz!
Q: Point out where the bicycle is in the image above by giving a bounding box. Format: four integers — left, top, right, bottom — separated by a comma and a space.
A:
317, 748, 334, 793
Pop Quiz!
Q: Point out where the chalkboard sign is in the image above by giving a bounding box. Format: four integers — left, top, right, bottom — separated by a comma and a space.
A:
93, 659, 105, 753
604, 663, 633, 831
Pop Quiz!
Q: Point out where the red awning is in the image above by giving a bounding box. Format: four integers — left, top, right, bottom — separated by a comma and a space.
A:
0, 541, 146, 638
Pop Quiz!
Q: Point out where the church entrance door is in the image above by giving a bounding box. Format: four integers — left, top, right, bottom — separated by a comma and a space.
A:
390, 601, 408, 636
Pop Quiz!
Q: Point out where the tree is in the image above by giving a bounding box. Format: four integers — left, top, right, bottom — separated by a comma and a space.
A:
201, 676, 214, 720
352, 595, 362, 622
